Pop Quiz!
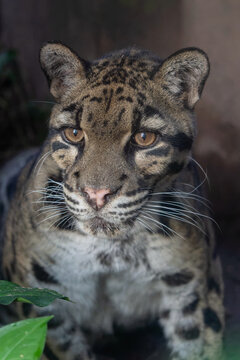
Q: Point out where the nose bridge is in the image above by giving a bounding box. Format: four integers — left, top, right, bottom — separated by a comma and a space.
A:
79, 144, 124, 189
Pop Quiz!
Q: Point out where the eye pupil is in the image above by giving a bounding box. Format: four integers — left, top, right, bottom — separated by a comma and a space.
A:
73, 129, 78, 136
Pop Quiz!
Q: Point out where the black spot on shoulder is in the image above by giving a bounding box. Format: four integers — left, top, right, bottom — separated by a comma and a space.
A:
162, 271, 194, 286
52, 141, 69, 152
97, 251, 112, 266
176, 326, 200, 340
160, 310, 170, 319
203, 307, 222, 332
48, 317, 64, 329
182, 295, 199, 315
208, 277, 221, 295
32, 261, 58, 284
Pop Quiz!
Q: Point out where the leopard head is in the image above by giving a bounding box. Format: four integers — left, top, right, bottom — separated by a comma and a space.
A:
39, 42, 209, 239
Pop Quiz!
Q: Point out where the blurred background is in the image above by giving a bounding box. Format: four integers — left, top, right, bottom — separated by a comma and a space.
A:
0, 0, 239, 358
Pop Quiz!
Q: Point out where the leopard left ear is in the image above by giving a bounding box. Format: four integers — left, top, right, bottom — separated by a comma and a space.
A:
40, 42, 90, 101
154, 48, 210, 109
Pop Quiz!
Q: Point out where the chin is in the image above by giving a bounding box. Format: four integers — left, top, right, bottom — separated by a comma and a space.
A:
75, 216, 133, 240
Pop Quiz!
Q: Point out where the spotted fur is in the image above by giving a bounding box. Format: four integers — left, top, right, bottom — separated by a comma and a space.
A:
0, 43, 224, 360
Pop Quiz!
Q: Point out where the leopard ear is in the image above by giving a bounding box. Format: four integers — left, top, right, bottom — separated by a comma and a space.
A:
40, 42, 90, 101
155, 48, 210, 109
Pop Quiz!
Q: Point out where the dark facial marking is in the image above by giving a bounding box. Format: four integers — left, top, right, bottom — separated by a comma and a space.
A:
64, 183, 74, 192
126, 188, 146, 197
32, 261, 58, 284
106, 88, 113, 112
146, 146, 170, 157
132, 108, 142, 133
116, 86, 123, 94
64, 193, 79, 205
118, 194, 148, 208
63, 103, 76, 112
76, 106, 83, 125
119, 173, 128, 181
182, 295, 200, 315
52, 141, 70, 152
162, 271, 194, 286
144, 105, 162, 118
166, 161, 185, 175
164, 132, 193, 151
58, 155, 65, 160
90, 96, 102, 103
176, 326, 200, 340
129, 78, 137, 89
118, 96, 133, 103
118, 108, 125, 122
87, 113, 93, 122
81, 94, 90, 101
203, 307, 222, 332
73, 171, 80, 178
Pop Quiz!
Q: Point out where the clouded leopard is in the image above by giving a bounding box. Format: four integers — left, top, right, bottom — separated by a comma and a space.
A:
0, 43, 224, 360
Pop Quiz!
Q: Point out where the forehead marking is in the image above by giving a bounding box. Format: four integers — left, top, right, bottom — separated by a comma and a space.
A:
105, 89, 113, 112
76, 106, 83, 127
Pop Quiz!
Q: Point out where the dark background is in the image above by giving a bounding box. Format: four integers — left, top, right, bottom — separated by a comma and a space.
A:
0, 0, 239, 358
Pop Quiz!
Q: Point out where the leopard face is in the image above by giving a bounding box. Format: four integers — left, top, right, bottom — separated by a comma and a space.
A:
40, 43, 209, 239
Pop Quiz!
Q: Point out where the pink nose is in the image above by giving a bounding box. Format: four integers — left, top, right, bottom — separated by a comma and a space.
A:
83, 187, 112, 210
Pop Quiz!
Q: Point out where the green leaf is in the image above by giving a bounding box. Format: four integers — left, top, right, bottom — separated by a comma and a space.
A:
0, 316, 53, 360
0, 280, 69, 307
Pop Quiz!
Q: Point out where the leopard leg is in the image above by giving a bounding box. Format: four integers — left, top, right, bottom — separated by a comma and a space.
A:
158, 280, 224, 360
41, 324, 97, 360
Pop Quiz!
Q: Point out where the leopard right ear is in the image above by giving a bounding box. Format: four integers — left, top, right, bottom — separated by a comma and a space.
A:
40, 42, 90, 101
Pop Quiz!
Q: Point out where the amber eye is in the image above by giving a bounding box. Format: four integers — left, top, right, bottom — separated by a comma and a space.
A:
63, 128, 84, 143
133, 132, 157, 147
